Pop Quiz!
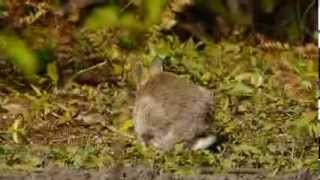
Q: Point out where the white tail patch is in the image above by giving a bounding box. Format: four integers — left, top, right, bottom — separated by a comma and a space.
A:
191, 135, 217, 150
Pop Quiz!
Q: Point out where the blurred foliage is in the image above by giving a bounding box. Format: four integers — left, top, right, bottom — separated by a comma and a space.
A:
0, 0, 4, 15
84, 0, 168, 40
141, 0, 168, 25
0, 0, 316, 83
0, 33, 38, 78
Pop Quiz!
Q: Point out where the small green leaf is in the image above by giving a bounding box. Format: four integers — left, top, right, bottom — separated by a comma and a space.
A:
300, 80, 312, 90
9, 118, 25, 144
228, 82, 254, 97
250, 73, 264, 87
46, 62, 59, 85
235, 73, 252, 81
120, 119, 134, 133
84, 6, 120, 30
234, 144, 261, 155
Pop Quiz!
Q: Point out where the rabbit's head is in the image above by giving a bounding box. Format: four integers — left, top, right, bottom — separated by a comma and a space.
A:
132, 58, 164, 90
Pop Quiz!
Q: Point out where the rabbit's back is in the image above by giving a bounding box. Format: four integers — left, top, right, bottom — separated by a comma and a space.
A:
133, 72, 213, 150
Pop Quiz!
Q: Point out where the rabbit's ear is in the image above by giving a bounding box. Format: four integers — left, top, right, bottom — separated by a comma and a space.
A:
149, 58, 163, 76
132, 61, 148, 89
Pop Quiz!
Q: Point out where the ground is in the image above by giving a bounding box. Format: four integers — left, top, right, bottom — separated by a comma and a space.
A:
0, 35, 318, 179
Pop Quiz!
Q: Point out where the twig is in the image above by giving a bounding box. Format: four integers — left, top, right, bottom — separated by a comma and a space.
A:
105, 125, 135, 139
0, 82, 19, 94
120, 0, 135, 12
68, 61, 109, 83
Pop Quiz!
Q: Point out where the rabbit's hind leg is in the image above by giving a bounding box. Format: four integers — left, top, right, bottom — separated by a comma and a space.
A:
152, 130, 180, 151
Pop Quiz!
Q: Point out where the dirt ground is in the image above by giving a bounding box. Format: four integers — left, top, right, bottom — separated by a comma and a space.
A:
0, 165, 317, 180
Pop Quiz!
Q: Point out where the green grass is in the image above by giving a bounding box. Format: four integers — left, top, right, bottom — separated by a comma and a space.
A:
0, 31, 317, 175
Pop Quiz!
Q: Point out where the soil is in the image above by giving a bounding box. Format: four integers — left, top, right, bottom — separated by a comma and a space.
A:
0, 165, 316, 180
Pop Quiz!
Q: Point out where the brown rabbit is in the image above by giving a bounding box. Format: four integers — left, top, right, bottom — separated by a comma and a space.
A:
132, 59, 215, 151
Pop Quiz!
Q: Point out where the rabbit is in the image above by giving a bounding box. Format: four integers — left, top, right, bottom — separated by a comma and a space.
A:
132, 58, 216, 151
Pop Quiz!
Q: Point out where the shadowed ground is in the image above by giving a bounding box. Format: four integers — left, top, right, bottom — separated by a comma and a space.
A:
0, 165, 316, 180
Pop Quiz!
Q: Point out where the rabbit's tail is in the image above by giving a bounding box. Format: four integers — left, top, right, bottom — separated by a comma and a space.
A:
191, 135, 217, 150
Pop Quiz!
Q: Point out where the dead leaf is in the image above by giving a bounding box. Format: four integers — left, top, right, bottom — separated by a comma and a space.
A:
75, 112, 106, 125
1, 103, 27, 116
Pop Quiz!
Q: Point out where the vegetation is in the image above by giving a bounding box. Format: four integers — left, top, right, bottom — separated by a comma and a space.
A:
0, 0, 317, 176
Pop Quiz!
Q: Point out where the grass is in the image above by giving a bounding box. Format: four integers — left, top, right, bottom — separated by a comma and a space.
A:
0, 31, 317, 175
